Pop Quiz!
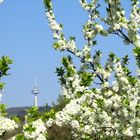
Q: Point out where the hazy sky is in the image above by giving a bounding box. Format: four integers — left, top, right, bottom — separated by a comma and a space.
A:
0, 0, 135, 107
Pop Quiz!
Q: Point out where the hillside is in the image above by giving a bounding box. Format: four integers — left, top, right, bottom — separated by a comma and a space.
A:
6, 106, 50, 119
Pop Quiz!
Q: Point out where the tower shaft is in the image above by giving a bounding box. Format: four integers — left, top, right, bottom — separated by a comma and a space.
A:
34, 94, 38, 107
32, 77, 39, 107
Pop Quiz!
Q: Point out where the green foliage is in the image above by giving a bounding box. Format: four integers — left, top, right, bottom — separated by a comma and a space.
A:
131, 0, 139, 5
11, 115, 20, 123
55, 67, 66, 85
0, 56, 12, 77
15, 134, 25, 140
0, 82, 5, 89
53, 42, 61, 50
128, 76, 137, 86
42, 108, 55, 121
24, 124, 36, 133
52, 95, 69, 112
133, 47, 140, 68
0, 104, 7, 116
93, 50, 102, 67
108, 52, 115, 60
44, 0, 52, 10
62, 56, 70, 67
69, 36, 75, 41
62, 56, 76, 77
25, 107, 41, 122
79, 72, 93, 86
122, 55, 129, 66
0, 56, 12, 89
96, 98, 105, 108
56, 67, 65, 77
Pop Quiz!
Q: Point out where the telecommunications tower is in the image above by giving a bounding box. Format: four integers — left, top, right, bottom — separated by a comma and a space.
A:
32, 78, 39, 107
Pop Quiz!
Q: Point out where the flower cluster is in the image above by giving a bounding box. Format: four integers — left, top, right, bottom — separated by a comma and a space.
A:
46, 55, 140, 139
79, 0, 96, 11
105, 0, 128, 31
44, 0, 140, 139
23, 119, 47, 140
0, 116, 18, 136
128, 1, 140, 48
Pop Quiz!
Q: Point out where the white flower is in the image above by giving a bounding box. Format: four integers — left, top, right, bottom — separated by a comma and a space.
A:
71, 120, 80, 129
53, 33, 60, 39
112, 81, 119, 92
95, 24, 104, 32
122, 108, 128, 117
57, 39, 66, 50
23, 119, 46, 139
0, 116, 18, 136
84, 125, 92, 135
135, 40, 140, 48
137, 128, 140, 134
65, 100, 81, 115
113, 23, 121, 30
36, 134, 46, 140
55, 120, 63, 127
119, 77, 129, 84
105, 99, 113, 106
67, 40, 77, 52
102, 70, 111, 79
76, 51, 82, 57
105, 90, 113, 97
102, 82, 109, 88
46, 118, 54, 127
123, 126, 134, 137
129, 100, 137, 111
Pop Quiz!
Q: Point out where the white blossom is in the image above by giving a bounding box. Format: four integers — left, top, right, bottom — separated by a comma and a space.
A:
23, 119, 46, 139
0, 116, 18, 136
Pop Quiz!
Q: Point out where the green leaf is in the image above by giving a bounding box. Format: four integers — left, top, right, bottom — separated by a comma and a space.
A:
24, 124, 36, 132
128, 76, 137, 86
0, 104, 7, 116
44, 0, 52, 10
53, 42, 61, 50
133, 47, 140, 68
55, 67, 65, 77
69, 36, 75, 41
80, 72, 93, 86
42, 108, 56, 121
15, 134, 25, 140
11, 115, 20, 123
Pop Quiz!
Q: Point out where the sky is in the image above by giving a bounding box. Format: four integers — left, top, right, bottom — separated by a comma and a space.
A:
0, 0, 135, 107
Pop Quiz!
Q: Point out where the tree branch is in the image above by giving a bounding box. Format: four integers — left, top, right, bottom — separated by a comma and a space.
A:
67, 49, 104, 83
